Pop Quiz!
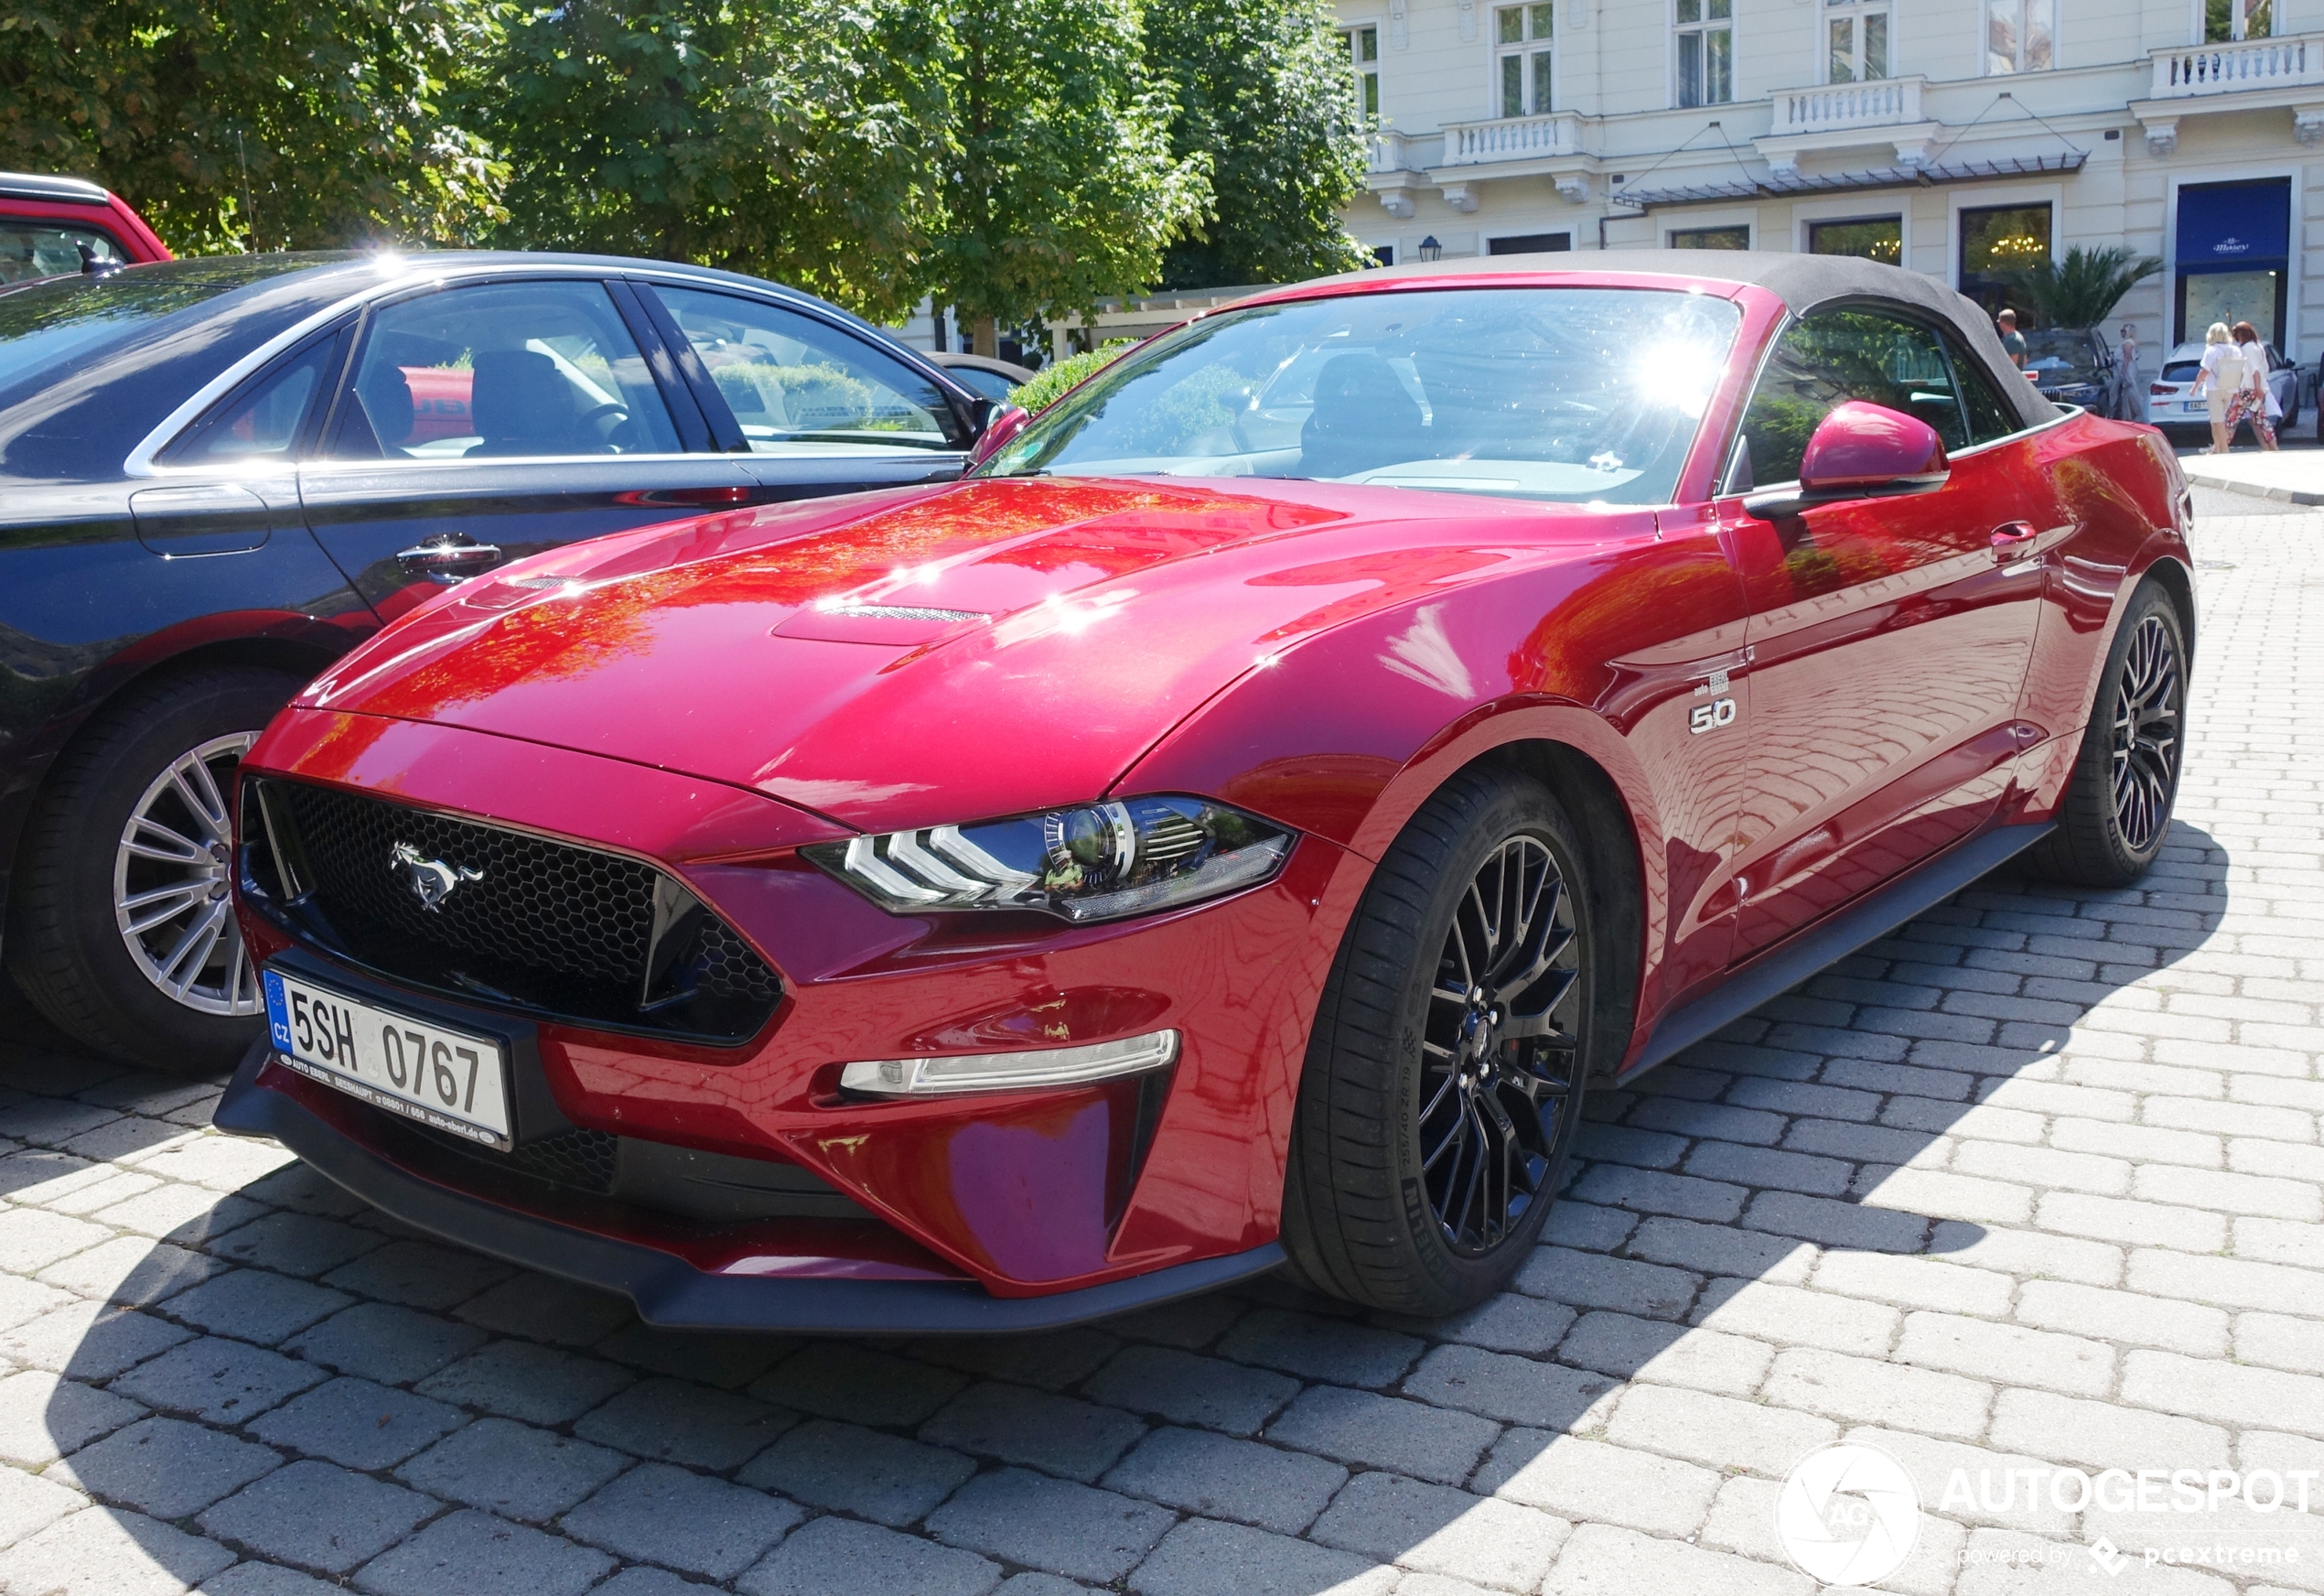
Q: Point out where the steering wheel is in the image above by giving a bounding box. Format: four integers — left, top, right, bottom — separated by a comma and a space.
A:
576, 402, 629, 447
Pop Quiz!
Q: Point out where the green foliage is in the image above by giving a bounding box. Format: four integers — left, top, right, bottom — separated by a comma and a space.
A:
0, 0, 503, 252
1146, 0, 1368, 290
932, 0, 1210, 340
1999, 244, 2163, 331
1007, 338, 1134, 412
479, 0, 948, 322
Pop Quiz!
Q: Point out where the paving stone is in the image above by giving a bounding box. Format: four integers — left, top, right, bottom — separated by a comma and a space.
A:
1929, 1221, 2126, 1289
0, 1369, 144, 1464
1555, 1310, 1771, 1395
246, 1376, 467, 1470
2236, 1310, 2324, 1375
920, 1380, 1146, 1483
1742, 1189, 1930, 1252
1599, 1382, 1839, 1477
0, 1207, 111, 1273
1404, 1343, 1620, 1428
453, 1271, 635, 1348
1101, 1425, 1345, 1535
394, 1417, 629, 1524
925, 1467, 1176, 1582
577, 1570, 706, 1596
0, 1457, 90, 1549
318, 1239, 512, 1311
197, 1563, 348, 1596
2126, 1248, 2324, 1318
38, 1235, 232, 1308
738, 1415, 974, 1526
0, 1506, 236, 1596
1379, 1292, 1576, 1355
1474, 1431, 1720, 1536
1264, 1386, 1499, 1486
1079, 1343, 1297, 1437
1692, 1278, 1898, 1356
1987, 1387, 2233, 1472
909, 1328, 1124, 1392
127, 1135, 298, 1193
48, 1415, 280, 1518
1812, 1249, 2016, 1316
559, 1461, 802, 1580
1540, 1199, 1641, 1252
1513, 1246, 1699, 1319
0, 1271, 74, 1332
2016, 1279, 2230, 1357
1540, 1520, 1813, 1595
206, 1213, 384, 1279
738, 1513, 1000, 1596
1309, 1470, 1568, 1589
1762, 1346, 1992, 1438
1700, 1470, 1967, 1596
1620, 1216, 1814, 1285
1130, 1516, 1396, 1596
1895, 1310, 2115, 1396
34, 1168, 158, 1216
161, 1270, 353, 1346
1216, 1308, 1424, 1387
2119, 1348, 2324, 1437
0, 1099, 121, 1148
1571, 1162, 1748, 1222
748, 1342, 967, 1429
572, 1375, 796, 1470
282, 1301, 489, 1385
990, 1576, 1094, 1596
351, 1509, 612, 1596
1839, 1424, 2080, 1536
0, 1299, 189, 1378
414, 1338, 635, 1425
1684, 1141, 1852, 1198
108, 1335, 323, 1425
197, 1460, 436, 1575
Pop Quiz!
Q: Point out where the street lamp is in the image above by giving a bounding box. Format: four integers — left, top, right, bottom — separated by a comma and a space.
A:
1417, 236, 1442, 262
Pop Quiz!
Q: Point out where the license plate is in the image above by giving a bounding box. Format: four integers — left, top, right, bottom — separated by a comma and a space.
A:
2183, 402, 2205, 413
264, 968, 512, 1148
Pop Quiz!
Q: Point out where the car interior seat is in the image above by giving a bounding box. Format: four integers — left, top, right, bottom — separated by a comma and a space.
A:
468, 349, 589, 456
1300, 352, 1425, 480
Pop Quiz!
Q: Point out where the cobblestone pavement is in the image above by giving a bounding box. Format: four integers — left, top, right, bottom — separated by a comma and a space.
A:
0, 487, 2317, 1596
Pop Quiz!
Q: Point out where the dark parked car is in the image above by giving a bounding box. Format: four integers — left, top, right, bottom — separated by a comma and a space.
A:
0, 251, 1003, 1073
2017, 326, 2113, 410
930, 350, 1038, 404
1, 171, 172, 283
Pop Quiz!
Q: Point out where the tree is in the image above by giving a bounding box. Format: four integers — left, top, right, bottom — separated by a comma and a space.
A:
1999, 244, 2164, 330
930, 0, 1210, 355
479, 0, 948, 322
1146, 0, 1369, 291
0, 0, 503, 253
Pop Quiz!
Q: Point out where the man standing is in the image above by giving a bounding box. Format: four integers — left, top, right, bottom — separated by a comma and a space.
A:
1997, 308, 2028, 370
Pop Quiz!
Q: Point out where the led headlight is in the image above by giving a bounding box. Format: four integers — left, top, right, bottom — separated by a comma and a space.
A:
841, 1030, 1179, 1096
803, 795, 1293, 923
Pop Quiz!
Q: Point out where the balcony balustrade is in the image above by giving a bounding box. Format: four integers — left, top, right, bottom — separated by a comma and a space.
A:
1770, 77, 1924, 135
1439, 112, 1581, 167
2150, 33, 2323, 97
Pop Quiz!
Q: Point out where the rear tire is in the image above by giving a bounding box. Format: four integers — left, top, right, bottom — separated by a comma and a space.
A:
6, 664, 306, 1073
1281, 768, 1612, 1316
2023, 580, 2188, 889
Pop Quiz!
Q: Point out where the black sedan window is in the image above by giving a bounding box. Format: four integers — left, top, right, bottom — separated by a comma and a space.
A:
331, 281, 682, 459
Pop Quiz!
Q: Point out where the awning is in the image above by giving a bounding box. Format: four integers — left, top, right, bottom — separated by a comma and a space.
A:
1611, 151, 2088, 212
2175, 178, 2289, 275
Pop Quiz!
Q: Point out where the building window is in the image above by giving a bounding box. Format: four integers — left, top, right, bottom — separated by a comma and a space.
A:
1826, 0, 1889, 81
1489, 232, 1573, 253
1496, 4, 1555, 116
1809, 216, 1902, 264
1959, 203, 2051, 317
2206, 0, 2271, 40
1345, 27, 1380, 119
1676, 0, 1734, 107
1671, 224, 1750, 250
1372, 244, 1395, 266
1986, 0, 2054, 72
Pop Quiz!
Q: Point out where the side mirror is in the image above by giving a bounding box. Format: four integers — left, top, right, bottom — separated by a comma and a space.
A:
1743, 400, 1949, 521
966, 402, 1030, 470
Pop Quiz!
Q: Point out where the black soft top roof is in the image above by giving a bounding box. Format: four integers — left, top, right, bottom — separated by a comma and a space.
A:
1316, 249, 2060, 430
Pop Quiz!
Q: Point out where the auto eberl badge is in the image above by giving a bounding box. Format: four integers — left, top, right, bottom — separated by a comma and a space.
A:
390, 842, 483, 912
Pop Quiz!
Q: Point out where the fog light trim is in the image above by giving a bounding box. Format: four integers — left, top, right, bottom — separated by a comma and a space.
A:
840, 1029, 1179, 1097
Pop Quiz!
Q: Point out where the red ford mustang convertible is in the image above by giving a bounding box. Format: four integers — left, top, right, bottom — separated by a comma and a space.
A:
220, 253, 2191, 1331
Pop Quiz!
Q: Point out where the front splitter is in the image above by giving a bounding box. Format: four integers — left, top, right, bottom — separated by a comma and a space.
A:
212, 1041, 1285, 1334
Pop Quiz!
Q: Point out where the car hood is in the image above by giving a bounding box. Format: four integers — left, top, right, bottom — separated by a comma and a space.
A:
302, 475, 1642, 836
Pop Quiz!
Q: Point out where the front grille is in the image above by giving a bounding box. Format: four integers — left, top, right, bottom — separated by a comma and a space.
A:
243, 778, 782, 1045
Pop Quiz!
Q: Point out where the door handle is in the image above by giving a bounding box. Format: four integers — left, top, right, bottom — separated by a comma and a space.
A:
1989, 522, 2039, 566
396, 534, 503, 582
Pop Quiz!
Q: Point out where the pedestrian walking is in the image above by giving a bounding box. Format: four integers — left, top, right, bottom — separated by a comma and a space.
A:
2229, 319, 2279, 451
2192, 321, 2249, 454
1997, 308, 2028, 370
2112, 322, 2142, 420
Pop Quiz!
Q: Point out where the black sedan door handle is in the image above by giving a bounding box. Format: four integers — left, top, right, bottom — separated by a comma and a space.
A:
396, 534, 502, 582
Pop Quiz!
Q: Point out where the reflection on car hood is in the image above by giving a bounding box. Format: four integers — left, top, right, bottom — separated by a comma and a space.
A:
301, 476, 1630, 834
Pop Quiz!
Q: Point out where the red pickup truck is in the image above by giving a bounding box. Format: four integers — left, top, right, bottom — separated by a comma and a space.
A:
2, 172, 170, 282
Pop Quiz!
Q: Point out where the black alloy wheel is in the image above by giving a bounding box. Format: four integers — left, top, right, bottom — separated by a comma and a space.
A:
1281, 767, 1609, 1316
2026, 579, 2189, 889
1421, 834, 1585, 1254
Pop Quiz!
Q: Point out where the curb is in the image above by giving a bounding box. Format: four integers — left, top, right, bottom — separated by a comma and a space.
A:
2182, 469, 2324, 507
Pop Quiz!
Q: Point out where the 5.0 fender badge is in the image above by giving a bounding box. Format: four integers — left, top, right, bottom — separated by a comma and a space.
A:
391, 842, 483, 911
1691, 667, 1738, 735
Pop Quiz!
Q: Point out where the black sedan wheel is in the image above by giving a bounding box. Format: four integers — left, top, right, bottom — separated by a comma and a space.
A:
1282, 768, 1603, 1315
2027, 580, 2188, 888
7, 664, 303, 1073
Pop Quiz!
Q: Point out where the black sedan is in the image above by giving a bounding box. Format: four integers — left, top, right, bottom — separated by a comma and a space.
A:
0, 251, 1005, 1073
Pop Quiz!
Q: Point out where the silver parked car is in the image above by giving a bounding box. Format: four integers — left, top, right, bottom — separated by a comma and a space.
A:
2146, 339, 2300, 434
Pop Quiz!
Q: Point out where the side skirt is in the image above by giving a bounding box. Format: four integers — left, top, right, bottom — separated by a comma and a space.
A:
1627, 821, 2055, 1078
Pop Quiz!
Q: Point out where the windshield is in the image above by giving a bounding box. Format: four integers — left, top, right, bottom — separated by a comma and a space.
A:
2018, 329, 2101, 383
979, 286, 1742, 505
0, 256, 330, 394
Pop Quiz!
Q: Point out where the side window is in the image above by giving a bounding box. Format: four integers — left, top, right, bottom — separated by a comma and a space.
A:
159, 334, 340, 466
329, 281, 681, 460
0, 222, 124, 285
1729, 307, 1965, 489
1944, 332, 2021, 445
651, 287, 964, 454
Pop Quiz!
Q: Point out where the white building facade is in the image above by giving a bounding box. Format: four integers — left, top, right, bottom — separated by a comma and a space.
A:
1335, 0, 2316, 363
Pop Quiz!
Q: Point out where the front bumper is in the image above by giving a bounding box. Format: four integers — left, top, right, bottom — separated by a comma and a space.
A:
215, 1041, 1285, 1333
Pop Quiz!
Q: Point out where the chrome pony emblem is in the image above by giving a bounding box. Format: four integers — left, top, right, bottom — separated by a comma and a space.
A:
390, 842, 483, 912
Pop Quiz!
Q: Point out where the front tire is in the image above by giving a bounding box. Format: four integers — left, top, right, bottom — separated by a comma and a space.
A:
1281, 768, 1605, 1316
6, 664, 306, 1073
2024, 580, 2188, 888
